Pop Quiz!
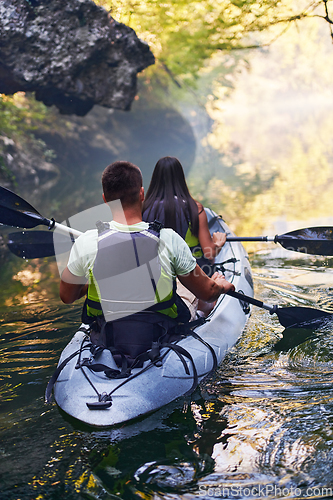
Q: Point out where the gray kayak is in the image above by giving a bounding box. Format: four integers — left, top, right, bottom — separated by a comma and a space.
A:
52, 209, 254, 427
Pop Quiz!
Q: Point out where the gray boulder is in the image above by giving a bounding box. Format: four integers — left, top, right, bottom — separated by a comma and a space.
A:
0, 0, 155, 115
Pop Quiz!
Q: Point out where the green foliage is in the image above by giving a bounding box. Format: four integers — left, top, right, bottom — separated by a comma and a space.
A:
98, 0, 332, 83
0, 93, 56, 183
0, 93, 49, 137
1, 0, 332, 233
189, 17, 333, 236
0, 156, 17, 186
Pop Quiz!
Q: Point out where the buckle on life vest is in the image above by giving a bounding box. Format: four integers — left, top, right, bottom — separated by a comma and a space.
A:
96, 220, 110, 235
149, 220, 164, 233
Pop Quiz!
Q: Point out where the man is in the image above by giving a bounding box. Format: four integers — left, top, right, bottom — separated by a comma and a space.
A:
60, 161, 234, 357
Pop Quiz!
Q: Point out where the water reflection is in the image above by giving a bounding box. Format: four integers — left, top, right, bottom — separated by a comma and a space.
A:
0, 273, 333, 499
2, 243, 333, 499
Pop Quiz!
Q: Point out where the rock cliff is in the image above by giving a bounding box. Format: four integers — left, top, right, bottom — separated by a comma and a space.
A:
0, 0, 155, 115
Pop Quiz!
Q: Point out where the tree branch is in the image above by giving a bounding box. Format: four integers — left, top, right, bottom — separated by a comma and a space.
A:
160, 61, 182, 88
315, 0, 333, 39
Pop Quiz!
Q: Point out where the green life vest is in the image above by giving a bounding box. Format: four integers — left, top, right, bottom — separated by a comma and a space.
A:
184, 223, 203, 259
85, 222, 179, 321
143, 199, 204, 260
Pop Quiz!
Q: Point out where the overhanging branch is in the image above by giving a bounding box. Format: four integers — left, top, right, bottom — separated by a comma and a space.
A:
313, 0, 333, 39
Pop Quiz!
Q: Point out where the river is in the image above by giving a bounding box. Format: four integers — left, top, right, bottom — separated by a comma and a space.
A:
1, 220, 333, 499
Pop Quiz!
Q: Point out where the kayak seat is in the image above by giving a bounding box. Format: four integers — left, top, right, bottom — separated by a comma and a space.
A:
81, 314, 211, 382
89, 311, 178, 368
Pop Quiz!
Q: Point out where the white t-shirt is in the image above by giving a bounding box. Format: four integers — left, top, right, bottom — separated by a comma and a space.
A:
67, 220, 196, 279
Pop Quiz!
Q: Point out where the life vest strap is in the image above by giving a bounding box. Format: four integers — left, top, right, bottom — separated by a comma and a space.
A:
44, 326, 91, 403
86, 297, 103, 311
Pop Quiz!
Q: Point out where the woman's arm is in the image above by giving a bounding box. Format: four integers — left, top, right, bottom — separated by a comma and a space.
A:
197, 206, 226, 262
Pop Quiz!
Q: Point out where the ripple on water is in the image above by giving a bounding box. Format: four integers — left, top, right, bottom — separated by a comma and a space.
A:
2, 255, 333, 499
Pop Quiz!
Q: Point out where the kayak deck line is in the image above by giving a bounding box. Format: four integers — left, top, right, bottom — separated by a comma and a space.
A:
51, 208, 254, 427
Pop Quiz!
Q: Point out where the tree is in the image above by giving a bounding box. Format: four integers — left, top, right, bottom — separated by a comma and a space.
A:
98, 0, 333, 84
188, 16, 333, 236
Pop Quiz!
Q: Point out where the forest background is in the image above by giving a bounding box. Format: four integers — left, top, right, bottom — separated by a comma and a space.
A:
1, 0, 333, 237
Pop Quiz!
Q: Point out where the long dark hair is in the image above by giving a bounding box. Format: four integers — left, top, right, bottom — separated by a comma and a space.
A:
143, 157, 199, 237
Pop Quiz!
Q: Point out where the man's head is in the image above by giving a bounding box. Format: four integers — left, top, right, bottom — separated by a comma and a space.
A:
102, 161, 143, 209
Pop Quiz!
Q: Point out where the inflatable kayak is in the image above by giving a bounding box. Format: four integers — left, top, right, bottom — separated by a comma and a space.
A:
49, 209, 254, 427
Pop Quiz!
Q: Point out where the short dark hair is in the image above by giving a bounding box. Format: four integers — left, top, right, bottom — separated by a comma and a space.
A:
102, 161, 143, 207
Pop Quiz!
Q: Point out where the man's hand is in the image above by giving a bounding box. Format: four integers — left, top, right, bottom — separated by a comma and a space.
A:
211, 271, 235, 294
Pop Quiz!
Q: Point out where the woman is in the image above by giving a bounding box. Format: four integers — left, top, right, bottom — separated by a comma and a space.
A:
142, 156, 226, 275
142, 156, 226, 318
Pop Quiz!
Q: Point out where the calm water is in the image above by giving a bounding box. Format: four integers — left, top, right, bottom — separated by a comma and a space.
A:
1, 246, 333, 500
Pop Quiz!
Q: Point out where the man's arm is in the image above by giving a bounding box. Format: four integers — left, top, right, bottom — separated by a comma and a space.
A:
178, 264, 235, 302
60, 267, 88, 304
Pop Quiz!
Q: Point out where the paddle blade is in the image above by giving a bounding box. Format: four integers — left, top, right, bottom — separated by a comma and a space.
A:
276, 306, 333, 329
7, 231, 71, 259
273, 327, 318, 351
274, 313, 333, 350
0, 186, 50, 228
277, 227, 333, 256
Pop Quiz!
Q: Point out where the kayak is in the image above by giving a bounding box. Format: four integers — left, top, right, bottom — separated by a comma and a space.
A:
50, 209, 254, 427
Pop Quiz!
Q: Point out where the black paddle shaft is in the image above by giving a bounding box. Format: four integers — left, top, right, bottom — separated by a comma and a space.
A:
227, 290, 277, 313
